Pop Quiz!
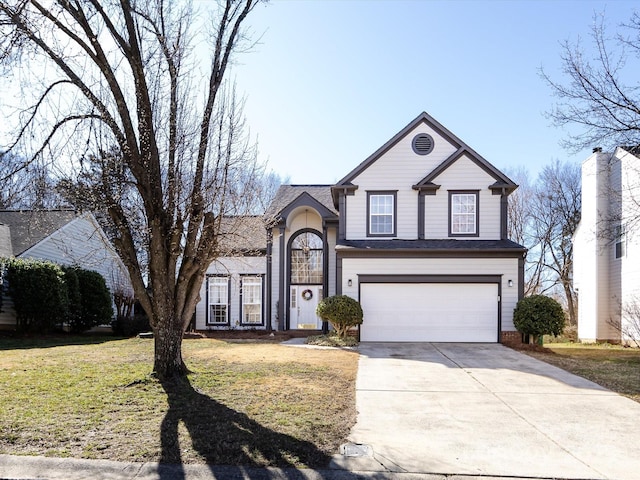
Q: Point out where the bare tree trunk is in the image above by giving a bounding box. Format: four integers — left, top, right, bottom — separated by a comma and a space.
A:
153, 314, 189, 378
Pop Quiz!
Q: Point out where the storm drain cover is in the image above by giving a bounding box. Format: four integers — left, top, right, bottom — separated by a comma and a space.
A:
340, 443, 373, 457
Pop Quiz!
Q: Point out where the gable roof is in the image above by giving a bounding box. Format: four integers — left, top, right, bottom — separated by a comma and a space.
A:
264, 185, 338, 225
414, 147, 516, 192
0, 209, 78, 256
334, 111, 516, 191
217, 216, 267, 255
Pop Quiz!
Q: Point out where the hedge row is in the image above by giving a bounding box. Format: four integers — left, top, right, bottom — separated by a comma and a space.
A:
1, 258, 113, 333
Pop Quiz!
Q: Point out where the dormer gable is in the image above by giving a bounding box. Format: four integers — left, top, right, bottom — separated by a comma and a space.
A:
413, 147, 517, 195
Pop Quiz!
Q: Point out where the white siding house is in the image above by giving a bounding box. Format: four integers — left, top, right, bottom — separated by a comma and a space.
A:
574, 147, 640, 344
197, 112, 526, 343
0, 210, 132, 328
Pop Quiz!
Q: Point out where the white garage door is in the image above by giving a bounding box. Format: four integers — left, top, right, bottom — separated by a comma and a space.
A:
360, 283, 498, 342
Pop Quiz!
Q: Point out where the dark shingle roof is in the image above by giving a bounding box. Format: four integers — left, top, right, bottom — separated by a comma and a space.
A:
264, 185, 338, 221
0, 210, 78, 256
218, 216, 267, 255
336, 238, 527, 252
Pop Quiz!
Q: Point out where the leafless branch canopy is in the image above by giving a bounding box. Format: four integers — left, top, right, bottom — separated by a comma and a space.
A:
542, 12, 640, 152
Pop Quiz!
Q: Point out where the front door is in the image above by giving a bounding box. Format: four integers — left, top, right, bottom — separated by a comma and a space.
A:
290, 285, 323, 329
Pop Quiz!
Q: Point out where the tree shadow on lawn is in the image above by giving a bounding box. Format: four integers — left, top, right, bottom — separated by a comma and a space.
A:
158, 376, 331, 479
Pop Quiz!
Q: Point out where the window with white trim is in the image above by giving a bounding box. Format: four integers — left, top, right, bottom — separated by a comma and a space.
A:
241, 276, 262, 324
207, 276, 229, 325
368, 193, 395, 236
615, 224, 627, 259
450, 192, 478, 235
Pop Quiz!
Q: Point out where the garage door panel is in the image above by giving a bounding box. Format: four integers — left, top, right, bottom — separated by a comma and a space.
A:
360, 283, 498, 342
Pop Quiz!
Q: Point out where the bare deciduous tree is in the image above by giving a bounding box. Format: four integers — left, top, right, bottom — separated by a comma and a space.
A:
531, 161, 581, 325
0, 0, 262, 379
0, 151, 59, 209
506, 161, 581, 325
542, 11, 640, 152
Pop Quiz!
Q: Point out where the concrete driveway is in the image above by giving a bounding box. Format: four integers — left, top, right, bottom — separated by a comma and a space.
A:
342, 343, 640, 479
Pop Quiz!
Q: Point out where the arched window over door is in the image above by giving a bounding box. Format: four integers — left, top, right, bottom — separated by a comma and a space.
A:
290, 230, 323, 285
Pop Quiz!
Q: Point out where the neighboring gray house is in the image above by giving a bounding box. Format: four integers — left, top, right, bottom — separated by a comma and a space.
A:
573, 147, 640, 344
0, 210, 132, 328
195, 112, 526, 343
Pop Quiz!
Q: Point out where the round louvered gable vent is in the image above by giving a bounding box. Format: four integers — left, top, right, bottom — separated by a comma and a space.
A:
412, 133, 434, 155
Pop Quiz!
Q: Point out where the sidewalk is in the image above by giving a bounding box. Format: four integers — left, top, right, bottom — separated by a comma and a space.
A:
0, 454, 573, 480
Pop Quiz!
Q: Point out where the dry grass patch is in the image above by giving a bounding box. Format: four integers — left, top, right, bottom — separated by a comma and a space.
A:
0, 336, 358, 467
515, 343, 640, 402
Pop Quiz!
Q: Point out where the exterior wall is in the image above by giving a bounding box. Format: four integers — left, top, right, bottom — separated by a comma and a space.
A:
618, 149, 640, 343
576, 150, 639, 343
575, 153, 610, 341
423, 155, 501, 240
344, 135, 502, 241
345, 123, 458, 240
195, 256, 267, 330
18, 214, 131, 297
268, 208, 338, 331
339, 256, 520, 332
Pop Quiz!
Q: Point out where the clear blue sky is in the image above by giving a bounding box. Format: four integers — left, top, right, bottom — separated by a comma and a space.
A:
228, 0, 638, 184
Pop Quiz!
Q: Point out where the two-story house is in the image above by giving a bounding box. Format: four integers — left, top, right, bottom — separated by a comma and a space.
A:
194, 112, 526, 343
573, 147, 640, 344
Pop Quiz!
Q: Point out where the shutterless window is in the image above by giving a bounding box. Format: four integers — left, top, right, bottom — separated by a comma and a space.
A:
241, 276, 262, 324
615, 224, 627, 259
369, 194, 394, 235
290, 231, 323, 284
207, 276, 229, 325
451, 193, 477, 235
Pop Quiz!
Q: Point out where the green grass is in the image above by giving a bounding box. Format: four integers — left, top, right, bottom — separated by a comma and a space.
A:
516, 342, 640, 402
0, 336, 358, 467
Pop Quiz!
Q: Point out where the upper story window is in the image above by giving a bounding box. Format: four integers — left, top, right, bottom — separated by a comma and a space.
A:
615, 224, 627, 259
367, 191, 397, 237
290, 231, 323, 284
450, 191, 479, 237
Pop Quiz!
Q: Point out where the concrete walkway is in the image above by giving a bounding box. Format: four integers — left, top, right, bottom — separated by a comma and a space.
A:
343, 342, 640, 479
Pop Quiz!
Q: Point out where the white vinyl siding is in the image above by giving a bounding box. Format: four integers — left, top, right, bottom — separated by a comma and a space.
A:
346, 123, 458, 240
341, 256, 519, 332
241, 276, 262, 325
19, 214, 131, 298
424, 155, 501, 240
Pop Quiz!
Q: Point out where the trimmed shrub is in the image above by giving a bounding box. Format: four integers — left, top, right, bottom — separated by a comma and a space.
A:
74, 268, 113, 332
4, 258, 68, 332
513, 295, 565, 344
316, 295, 363, 338
63, 267, 83, 331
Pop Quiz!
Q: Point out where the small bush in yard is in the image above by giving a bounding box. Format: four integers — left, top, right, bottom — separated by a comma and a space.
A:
316, 295, 363, 338
513, 295, 565, 344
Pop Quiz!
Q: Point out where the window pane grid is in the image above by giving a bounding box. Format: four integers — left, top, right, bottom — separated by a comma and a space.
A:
208, 277, 228, 324
451, 194, 477, 234
242, 277, 262, 324
369, 194, 394, 235
290, 231, 323, 285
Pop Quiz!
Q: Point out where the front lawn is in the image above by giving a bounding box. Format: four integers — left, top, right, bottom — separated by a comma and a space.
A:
0, 336, 358, 467
517, 343, 640, 402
